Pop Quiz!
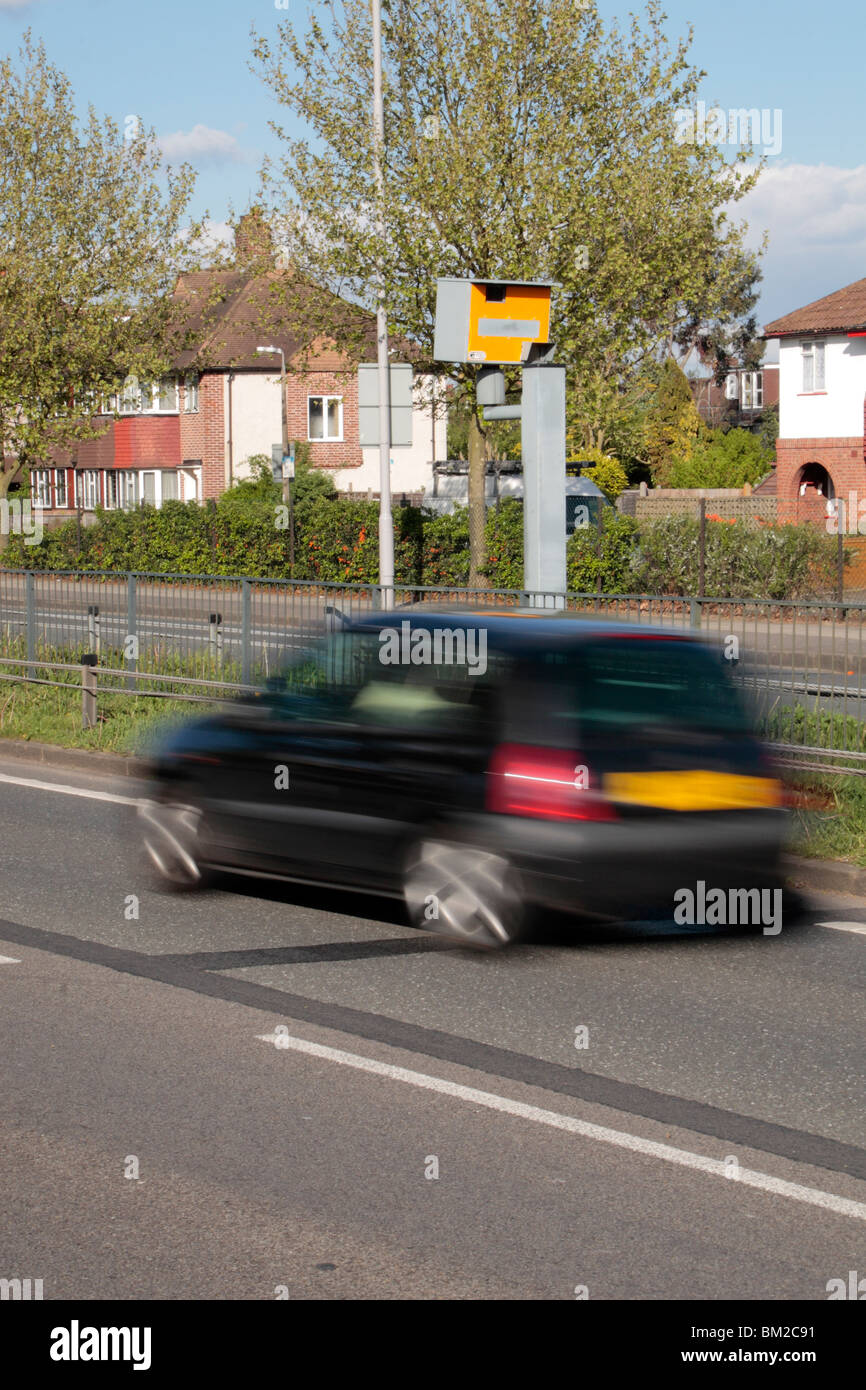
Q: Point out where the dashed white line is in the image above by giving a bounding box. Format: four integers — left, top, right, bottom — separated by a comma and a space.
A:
0, 771, 137, 805
257, 1030, 866, 1224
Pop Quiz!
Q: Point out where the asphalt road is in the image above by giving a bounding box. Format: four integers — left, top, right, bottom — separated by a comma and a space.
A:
1, 752, 865, 1300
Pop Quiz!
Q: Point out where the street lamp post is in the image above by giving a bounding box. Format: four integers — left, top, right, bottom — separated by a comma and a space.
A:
370, 0, 394, 606
256, 344, 294, 577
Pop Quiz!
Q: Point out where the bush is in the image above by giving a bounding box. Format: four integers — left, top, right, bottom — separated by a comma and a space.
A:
634, 514, 839, 599
667, 427, 773, 489
482, 500, 523, 588
566, 511, 640, 592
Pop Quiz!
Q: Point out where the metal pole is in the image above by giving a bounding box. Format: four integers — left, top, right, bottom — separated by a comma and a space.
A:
371, 0, 394, 605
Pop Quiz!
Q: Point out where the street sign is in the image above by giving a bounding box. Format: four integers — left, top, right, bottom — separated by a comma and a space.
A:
358, 363, 413, 447
433, 278, 554, 365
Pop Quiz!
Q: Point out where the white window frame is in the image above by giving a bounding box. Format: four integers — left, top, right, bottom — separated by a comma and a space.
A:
117, 470, 138, 511
75, 470, 99, 510
183, 373, 200, 413
32, 469, 52, 508
117, 375, 180, 414
308, 394, 344, 442
54, 469, 68, 508
802, 341, 826, 392
104, 472, 119, 510
741, 371, 763, 409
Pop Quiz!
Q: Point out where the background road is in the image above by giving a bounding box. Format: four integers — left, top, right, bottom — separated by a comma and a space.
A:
1, 753, 864, 1299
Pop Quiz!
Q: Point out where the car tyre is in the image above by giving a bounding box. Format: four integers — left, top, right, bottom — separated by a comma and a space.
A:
403, 836, 525, 949
139, 798, 210, 892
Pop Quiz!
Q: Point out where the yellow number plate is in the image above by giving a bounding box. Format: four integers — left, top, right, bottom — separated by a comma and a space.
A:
604, 770, 782, 811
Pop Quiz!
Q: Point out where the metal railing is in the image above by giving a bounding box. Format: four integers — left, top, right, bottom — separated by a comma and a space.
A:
3, 568, 866, 773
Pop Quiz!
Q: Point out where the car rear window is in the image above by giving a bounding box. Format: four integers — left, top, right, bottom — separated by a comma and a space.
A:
540, 637, 751, 737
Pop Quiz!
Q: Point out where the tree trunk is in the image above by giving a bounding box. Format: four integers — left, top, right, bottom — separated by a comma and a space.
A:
467, 406, 487, 589
0, 466, 13, 554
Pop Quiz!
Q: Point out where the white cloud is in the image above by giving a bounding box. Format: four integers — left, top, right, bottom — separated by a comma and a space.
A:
736, 163, 866, 323
157, 124, 247, 167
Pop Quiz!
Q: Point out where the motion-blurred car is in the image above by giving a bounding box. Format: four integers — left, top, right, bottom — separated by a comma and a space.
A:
139, 610, 788, 947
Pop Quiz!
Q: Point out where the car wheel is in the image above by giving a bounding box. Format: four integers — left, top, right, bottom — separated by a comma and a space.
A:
403, 837, 524, 949
139, 798, 209, 892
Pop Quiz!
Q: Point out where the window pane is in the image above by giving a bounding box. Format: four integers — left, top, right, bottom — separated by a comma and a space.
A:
327, 398, 341, 438
139, 382, 153, 412
161, 470, 178, 501
815, 344, 825, 389
120, 376, 139, 413
308, 397, 324, 439
54, 471, 67, 507
184, 374, 199, 412
803, 347, 813, 392
142, 473, 156, 505
159, 378, 178, 411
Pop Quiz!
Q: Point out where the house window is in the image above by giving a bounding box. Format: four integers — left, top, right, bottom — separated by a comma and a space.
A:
183, 373, 200, 412
308, 395, 343, 441
104, 473, 119, 510
54, 470, 68, 508
117, 471, 138, 510
32, 470, 52, 508
741, 371, 763, 409
157, 377, 179, 412
161, 470, 179, 502
802, 341, 825, 392
141, 471, 157, 506
119, 375, 141, 414
75, 470, 99, 510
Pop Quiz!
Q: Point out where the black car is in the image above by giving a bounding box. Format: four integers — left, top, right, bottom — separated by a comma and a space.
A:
138, 610, 789, 947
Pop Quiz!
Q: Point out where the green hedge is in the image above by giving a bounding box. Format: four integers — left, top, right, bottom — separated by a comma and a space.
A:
3, 487, 841, 600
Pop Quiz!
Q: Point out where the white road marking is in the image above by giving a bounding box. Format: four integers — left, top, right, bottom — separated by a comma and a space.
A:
0, 955, 21, 964
258, 1030, 866, 1224
814, 921, 866, 936
0, 771, 137, 805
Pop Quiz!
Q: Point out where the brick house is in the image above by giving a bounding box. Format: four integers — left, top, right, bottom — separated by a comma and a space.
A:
689, 358, 779, 430
763, 277, 866, 520
30, 234, 444, 526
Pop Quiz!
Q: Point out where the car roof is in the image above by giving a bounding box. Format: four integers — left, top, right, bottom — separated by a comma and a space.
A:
347, 607, 696, 648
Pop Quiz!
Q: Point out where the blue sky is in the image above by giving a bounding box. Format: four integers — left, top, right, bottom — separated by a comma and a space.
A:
2, 0, 865, 330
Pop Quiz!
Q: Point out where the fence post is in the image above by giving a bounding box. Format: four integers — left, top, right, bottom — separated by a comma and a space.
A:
208, 612, 223, 664
81, 653, 98, 729
25, 571, 36, 661
837, 526, 844, 605
87, 604, 100, 657
126, 574, 137, 691
698, 499, 706, 600
689, 597, 701, 629
241, 580, 251, 686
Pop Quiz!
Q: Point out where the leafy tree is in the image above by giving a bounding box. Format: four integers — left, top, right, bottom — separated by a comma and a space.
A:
667, 427, 773, 489
643, 358, 703, 484
0, 34, 209, 545
252, 0, 764, 582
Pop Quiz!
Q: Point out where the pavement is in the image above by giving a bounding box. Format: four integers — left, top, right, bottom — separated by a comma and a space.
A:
0, 748, 864, 1300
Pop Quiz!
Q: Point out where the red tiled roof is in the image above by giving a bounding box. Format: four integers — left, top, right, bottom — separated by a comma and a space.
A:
764, 277, 866, 338
172, 269, 378, 372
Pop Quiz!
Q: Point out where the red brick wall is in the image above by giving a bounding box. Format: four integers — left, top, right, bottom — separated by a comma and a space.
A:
775, 437, 866, 520
286, 370, 364, 470
181, 372, 224, 501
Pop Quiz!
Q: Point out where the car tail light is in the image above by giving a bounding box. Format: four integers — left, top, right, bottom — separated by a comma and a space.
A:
486, 743, 617, 821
